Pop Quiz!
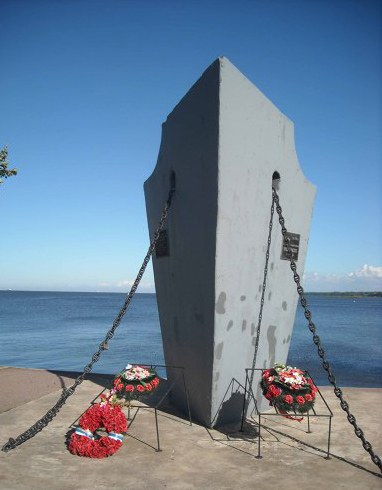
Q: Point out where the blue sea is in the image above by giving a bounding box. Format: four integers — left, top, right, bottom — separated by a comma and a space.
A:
0, 291, 381, 387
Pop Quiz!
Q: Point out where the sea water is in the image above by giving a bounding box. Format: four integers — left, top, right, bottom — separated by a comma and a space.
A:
0, 291, 381, 387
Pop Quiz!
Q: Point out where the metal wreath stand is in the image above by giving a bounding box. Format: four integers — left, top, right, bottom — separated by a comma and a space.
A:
245, 184, 381, 472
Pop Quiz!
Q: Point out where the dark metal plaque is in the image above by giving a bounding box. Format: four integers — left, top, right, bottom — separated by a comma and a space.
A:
155, 229, 170, 258
281, 232, 300, 261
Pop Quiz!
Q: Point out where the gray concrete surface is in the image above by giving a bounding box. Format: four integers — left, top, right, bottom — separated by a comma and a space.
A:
0, 366, 112, 413
0, 367, 381, 489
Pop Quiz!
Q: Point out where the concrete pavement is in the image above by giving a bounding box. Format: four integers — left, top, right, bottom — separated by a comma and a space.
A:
0, 367, 381, 489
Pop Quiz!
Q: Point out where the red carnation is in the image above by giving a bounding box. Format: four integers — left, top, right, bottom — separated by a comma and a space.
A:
125, 385, 134, 392
79, 404, 103, 432
283, 394, 293, 404
305, 393, 313, 402
145, 383, 152, 391
117, 383, 124, 391
269, 385, 282, 397
136, 385, 145, 392
296, 396, 305, 406
308, 379, 318, 392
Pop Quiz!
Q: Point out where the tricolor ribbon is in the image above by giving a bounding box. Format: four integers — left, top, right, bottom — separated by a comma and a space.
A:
108, 432, 124, 442
75, 428, 94, 439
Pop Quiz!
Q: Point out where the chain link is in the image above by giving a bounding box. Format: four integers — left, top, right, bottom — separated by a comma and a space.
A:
2, 187, 175, 453
273, 187, 382, 473
249, 193, 275, 388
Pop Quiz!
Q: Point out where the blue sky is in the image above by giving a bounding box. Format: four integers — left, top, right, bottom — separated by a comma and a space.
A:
0, 0, 381, 292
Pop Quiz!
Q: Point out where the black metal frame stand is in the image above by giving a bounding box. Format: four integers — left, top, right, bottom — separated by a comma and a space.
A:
125, 363, 192, 451
240, 368, 333, 459
88, 363, 192, 452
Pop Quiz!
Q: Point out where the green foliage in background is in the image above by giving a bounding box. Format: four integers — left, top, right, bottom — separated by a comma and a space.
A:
0, 145, 18, 185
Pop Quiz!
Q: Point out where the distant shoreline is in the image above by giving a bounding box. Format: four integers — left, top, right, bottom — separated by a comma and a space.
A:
307, 291, 382, 298
0, 290, 381, 297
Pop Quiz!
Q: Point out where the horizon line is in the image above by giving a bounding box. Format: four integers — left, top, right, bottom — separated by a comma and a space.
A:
1, 289, 381, 295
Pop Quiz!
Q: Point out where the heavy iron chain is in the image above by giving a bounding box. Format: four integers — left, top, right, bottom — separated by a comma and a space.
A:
249, 192, 275, 389
1, 187, 175, 453
273, 186, 382, 473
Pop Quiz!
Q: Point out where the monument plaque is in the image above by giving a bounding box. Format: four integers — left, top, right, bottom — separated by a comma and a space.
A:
155, 229, 169, 258
281, 232, 300, 261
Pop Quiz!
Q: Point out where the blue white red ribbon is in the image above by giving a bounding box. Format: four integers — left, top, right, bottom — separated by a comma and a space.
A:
108, 432, 124, 442
75, 428, 94, 439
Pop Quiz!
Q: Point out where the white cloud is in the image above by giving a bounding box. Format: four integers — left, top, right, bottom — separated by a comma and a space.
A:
97, 266, 382, 294
303, 264, 382, 292
96, 279, 155, 293
348, 264, 382, 278
116, 280, 134, 288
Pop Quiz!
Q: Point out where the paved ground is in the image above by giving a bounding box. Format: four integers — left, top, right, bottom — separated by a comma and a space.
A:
0, 367, 381, 489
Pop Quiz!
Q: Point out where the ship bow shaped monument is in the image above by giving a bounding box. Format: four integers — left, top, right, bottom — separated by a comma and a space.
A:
144, 57, 316, 427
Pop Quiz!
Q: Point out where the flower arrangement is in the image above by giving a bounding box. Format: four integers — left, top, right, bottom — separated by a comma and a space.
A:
69, 402, 128, 458
68, 365, 160, 457
260, 363, 317, 415
112, 364, 160, 402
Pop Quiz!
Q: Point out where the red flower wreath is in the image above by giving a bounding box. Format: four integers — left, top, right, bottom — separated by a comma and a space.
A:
112, 365, 160, 402
260, 363, 317, 420
69, 402, 127, 458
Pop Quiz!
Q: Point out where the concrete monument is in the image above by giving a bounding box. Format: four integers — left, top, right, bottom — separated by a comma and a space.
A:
144, 57, 315, 427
